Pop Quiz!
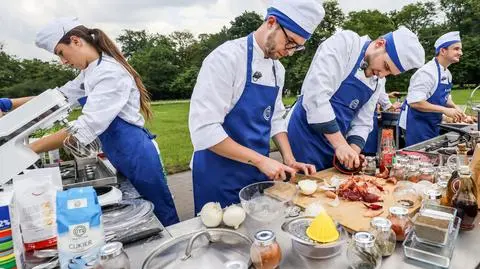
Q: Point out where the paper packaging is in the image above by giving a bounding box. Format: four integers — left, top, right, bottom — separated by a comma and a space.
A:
57, 187, 105, 269
469, 144, 480, 208
13, 168, 62, 251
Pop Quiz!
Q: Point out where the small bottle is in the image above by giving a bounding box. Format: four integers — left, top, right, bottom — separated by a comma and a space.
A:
94, 242, 130, 269
387, 206, 412, 241
250, 230, 282, 269
347, 232, 382, 269
452, 170, 478, 230
380, 134, 395, 172
364, 156, 377, 176
445, 166, 470, 207
369, 217, 396, 257
423, 188, 442, 206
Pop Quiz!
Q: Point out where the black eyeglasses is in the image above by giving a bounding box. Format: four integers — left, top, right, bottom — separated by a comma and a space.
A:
279, 24, 305, 52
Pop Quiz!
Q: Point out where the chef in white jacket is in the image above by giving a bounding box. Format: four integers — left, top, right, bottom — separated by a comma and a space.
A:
0, 18, 179, 226
287, 27, 425, 170
399, 31, 465, 146
189, 0, 324, 213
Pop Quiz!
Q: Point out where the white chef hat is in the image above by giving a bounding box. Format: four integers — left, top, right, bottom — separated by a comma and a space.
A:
266, 0, 325, 40
35, 17, 82, 54
382, 26, 425, 73
435, 31, 461, 54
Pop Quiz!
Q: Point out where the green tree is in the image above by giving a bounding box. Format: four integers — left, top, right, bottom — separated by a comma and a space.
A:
227, 11, 263, 39
116, 29, 151, 58
342, 10, 395, 39
390, 2, 437, 34
440, 0, 480, 35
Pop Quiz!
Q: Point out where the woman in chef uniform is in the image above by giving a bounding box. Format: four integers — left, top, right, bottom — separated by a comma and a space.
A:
287, 27, 425, 170
399, 31, 465, 147
0, 18, 179, 226
189, 0, 324, 213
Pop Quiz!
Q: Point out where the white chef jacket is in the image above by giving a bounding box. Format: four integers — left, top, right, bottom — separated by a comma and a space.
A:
297, 30, 384, 142
56, 54, 145, 145
189, 35, 287, 152
398, 58, 452, 129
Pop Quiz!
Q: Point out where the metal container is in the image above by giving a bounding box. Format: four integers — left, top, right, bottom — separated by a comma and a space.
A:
142, 228, 252, 269
281, 216, 347, 259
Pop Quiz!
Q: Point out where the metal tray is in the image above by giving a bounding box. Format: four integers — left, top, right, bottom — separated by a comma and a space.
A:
61, 157, 117, 188
403, 217, 461, 268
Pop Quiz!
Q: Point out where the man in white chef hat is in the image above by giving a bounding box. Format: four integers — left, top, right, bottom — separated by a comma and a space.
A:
399, 31, 466, 146
189, 0, 324, 213
287, 26, 425, 171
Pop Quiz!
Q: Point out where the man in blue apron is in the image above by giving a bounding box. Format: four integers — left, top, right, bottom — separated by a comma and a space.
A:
399, 31, 465, 147
287, 27, 425, 171
189, 0, 324, 213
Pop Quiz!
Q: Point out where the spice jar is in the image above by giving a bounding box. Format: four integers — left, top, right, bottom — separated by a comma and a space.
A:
363, 156, 377, 176
347, 232, 382, 269
406, 164, 420, 183
423, 188, 442, 206
393, 182, 419, 208
436, 167, 452, 185
418, 167, 435, 183
419, 162, 434, 169
250, 230, 282, 269
390, 163, 406, 181
94, 242, 130, 269
408, 155, 421, 164
387, 206, 412, 241
369, 217, 396, 257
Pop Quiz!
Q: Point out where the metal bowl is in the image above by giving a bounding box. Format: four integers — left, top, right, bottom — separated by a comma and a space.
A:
239, 181, 297, 223
281, 216, 347, 259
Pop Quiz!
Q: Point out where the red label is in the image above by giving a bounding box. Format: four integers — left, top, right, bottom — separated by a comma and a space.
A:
24, 237, 57, 251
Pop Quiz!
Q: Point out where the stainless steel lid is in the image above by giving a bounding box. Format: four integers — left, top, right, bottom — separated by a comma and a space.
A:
103, 199, 154, 233
142, 228, 252, 269
424, 189, 442, 200
353, 232, 375, 248
99, 242, 124, 260
254, 230, 275, 246
370, 217, 392, 232
389, 206, 408, 216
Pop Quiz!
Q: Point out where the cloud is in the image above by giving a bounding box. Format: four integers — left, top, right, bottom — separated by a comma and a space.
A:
1, 0, 421, 61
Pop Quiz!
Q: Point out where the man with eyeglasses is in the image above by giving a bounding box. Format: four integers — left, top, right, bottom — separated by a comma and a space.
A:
188, 0, 325, 213
287, 27, 425, 171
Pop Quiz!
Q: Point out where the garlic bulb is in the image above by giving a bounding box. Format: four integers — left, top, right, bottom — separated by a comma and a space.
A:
199, 202, 223, 227
305, 201, 325, 217
223, 205, 246, 229
298, 179, 318, 195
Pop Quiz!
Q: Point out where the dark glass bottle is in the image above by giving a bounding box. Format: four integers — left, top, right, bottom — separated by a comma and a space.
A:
452, 170, 478, 230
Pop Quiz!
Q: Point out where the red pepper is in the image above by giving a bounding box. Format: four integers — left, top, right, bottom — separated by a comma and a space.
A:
363, 203, 383, 210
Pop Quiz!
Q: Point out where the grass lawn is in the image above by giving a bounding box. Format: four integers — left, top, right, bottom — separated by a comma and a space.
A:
64, 88, 474, 175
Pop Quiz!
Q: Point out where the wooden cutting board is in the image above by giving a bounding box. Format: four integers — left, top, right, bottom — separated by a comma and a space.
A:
267, 168, 421, 232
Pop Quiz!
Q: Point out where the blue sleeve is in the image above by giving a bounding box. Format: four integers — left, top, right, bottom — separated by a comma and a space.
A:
309, 119, 340, 134
0, 98, 12, 112
347, 135, 366, 150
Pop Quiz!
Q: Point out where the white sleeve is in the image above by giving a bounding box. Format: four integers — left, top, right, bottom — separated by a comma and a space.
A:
56, 73, 85, 107
71, 67, 132, 145
189, 43, 237, 151
406, 68, 436, 104
302, 31, 355, 124
377, 85, 392, 110
270, 63, 287, 137
347, 88, 380, 142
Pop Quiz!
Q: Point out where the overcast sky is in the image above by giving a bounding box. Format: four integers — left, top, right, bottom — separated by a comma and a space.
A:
0, 0, 425, 61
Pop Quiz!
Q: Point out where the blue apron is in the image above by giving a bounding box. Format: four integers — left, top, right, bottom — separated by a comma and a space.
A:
192, 33, 280, 214
287, 41, 375, 171
363, 110, 379, 154
405, 59, 452, 146
77, 72, 179, 227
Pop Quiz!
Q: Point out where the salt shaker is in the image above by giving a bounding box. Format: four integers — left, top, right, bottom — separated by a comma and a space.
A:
94, 242, 130, 269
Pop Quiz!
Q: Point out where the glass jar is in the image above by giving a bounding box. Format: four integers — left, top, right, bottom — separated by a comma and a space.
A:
418, 167, 436, 183
452, 171, 478, 230
250, 230, 282, 269
406, 164, 420, 183
419, 162, 434, 169
436, 167, 452, 185
94, 242, 130, 269
423, 188, 442, 206
393, 182, 419, 209
363, 156, 377, 176
408, 155, 421, 165
387, 206, 412, 241
390, 163, 406, 181
347, 232, 382, 269
369, 217, 396, 257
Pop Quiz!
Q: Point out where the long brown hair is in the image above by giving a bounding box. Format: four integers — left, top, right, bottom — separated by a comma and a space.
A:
58, 25, 153, 121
